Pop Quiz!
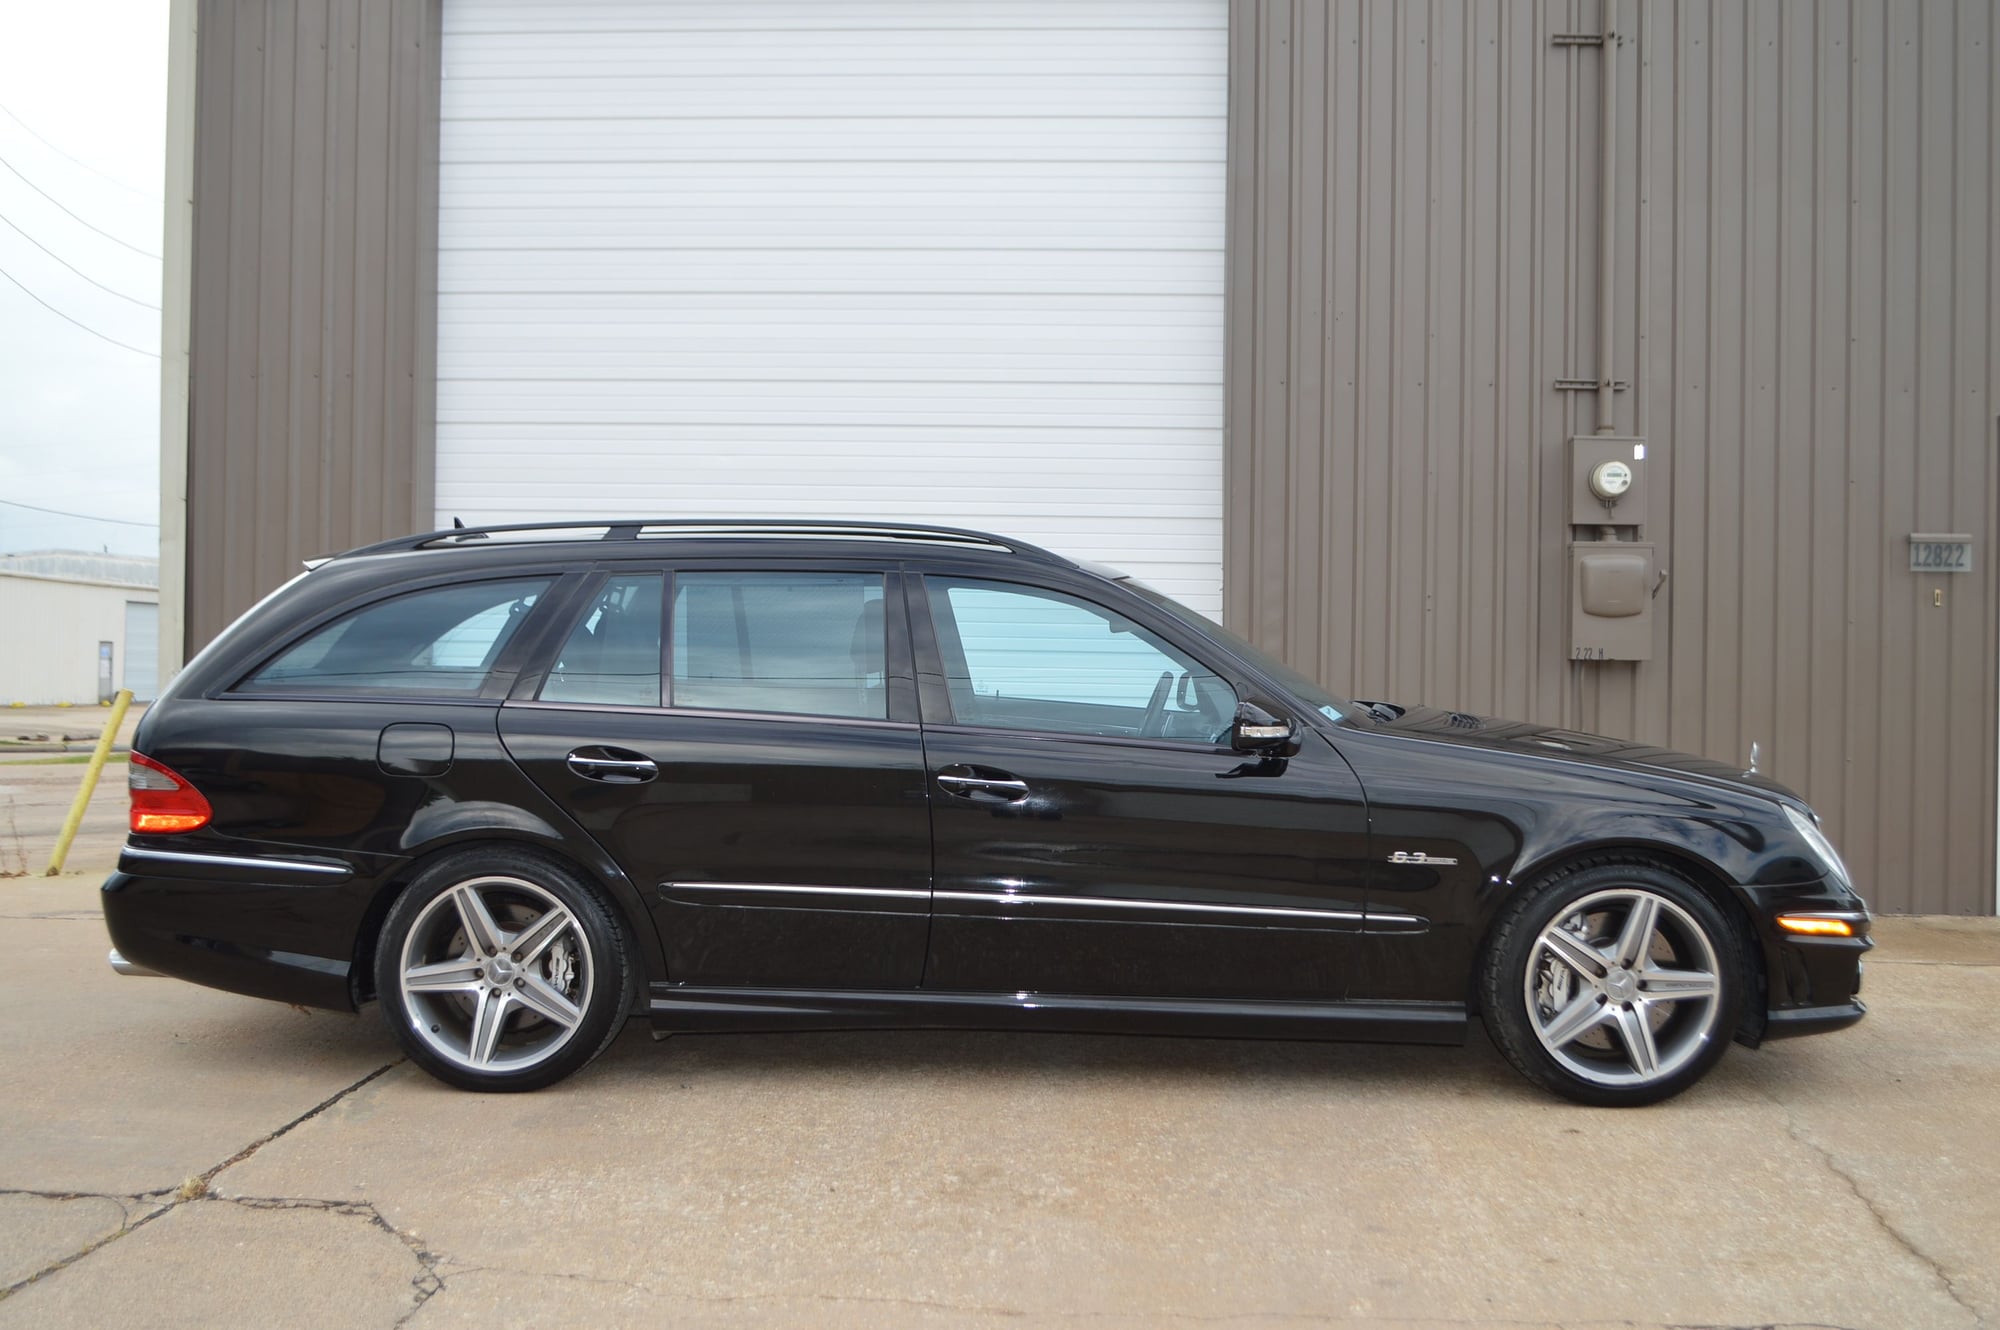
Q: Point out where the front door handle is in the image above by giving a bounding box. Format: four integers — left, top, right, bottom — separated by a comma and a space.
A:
936, 767, 1030, 801
566, 747, 658, 784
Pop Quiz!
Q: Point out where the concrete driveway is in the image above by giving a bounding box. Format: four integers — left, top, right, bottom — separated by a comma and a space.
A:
2, 856, 1995, 1329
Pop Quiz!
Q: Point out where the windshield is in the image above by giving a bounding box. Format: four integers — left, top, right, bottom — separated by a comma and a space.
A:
1123, 581, 1358, 725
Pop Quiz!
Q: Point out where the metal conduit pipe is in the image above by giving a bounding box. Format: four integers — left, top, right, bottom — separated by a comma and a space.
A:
1595, 0, 1620, 435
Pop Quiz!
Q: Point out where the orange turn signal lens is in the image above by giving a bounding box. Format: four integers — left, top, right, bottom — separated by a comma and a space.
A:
132, 810, 212, 834
129, 753, 213, 835
1776, 915, 1857, 938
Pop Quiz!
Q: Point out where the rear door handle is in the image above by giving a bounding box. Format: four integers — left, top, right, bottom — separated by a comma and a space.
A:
566, 747, 658, 784
935, 767, 1029, 801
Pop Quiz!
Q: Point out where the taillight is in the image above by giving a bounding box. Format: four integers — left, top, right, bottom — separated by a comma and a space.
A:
129, 753, 213, 834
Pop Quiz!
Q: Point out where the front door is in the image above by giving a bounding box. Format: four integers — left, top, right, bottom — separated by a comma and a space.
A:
912, 573, 1374, 1000
499, 565, 932, 988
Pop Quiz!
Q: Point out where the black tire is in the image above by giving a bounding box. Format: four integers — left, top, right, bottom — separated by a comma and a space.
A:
374, 847, 631, 1092
1478, 858, 1747, 1107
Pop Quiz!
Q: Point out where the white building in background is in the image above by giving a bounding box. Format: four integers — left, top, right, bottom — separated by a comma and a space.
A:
0, 552, 160, 706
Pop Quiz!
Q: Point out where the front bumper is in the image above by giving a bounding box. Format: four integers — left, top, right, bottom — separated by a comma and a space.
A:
1762, 999, 1868, 1039
1743, 880, 1873, 1045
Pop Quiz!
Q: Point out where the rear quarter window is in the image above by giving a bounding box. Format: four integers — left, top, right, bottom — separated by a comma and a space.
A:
236, 578, 551, 697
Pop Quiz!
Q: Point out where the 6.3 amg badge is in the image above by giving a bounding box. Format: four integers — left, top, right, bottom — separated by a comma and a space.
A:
1387, 851, 1459, 866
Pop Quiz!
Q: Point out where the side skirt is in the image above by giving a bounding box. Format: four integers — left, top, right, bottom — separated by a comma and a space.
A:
647, 986, 1467, 1046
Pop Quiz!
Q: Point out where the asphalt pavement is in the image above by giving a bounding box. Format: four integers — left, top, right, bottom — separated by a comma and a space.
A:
2, 797, 1995, 1327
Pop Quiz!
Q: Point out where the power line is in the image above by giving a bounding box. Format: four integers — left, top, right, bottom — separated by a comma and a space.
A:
0, 497, 158, 529
0, 261, 160, 357
0, 102, 159, 200
0, 210, 159, 309
0, 153, 160, 261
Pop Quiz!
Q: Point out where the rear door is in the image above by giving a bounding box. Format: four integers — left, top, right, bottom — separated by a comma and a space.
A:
498, 562, 932, 988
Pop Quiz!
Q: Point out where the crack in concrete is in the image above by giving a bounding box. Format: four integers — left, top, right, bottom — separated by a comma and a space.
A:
0, 1192, 173, 1301
1771, 1098, 1985, 1327
0, 1187, 162, 1236
194, 1060, 400, 1189
0, 1060, 403, 1304
221, 1195, 444, 1321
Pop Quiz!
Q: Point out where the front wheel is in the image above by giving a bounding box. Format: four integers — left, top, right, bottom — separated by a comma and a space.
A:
375, 849, 631, 1092
1479, 860, 1746, 1106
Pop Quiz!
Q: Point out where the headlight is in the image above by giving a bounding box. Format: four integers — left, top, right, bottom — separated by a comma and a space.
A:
1783, 804, 1851, 887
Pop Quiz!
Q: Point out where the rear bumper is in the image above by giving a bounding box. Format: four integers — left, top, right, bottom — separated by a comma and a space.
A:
100, 847, 370, 1010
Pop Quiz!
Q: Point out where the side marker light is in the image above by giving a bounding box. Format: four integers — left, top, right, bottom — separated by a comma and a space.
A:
1776, 915, 1856, 938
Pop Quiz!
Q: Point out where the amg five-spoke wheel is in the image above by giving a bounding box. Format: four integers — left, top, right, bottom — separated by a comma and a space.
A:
376, 850, 630, 1092
1482, 861, 1745, 1106
1526, 889, 1721, 1085
401, 877, 592, 1071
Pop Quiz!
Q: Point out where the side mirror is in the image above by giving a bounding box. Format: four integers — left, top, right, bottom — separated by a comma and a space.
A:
1231, 702, 1298, 755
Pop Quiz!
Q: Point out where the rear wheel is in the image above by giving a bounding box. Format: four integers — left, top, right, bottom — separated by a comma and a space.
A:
1480, 860, 1745, 1106
375, 849, 630, 1092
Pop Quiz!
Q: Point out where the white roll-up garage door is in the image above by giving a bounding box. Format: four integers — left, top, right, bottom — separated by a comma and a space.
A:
436, 1, 1226, 615
122, 600, 159, 701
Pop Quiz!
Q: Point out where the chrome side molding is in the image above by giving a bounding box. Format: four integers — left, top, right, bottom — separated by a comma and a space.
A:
661, 882, 1430, 931
934, 890, 1429, 931
664, 881, 931, 901
120, 845, 352, 878
934, 889, 1367, 924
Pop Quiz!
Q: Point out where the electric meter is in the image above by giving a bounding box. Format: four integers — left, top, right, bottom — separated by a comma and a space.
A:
1589, 460, 1634, 501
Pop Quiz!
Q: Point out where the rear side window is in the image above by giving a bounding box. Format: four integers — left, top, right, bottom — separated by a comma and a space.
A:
238, 578, 550, 697
541, 574, 664, 705
671, 572, 886, 719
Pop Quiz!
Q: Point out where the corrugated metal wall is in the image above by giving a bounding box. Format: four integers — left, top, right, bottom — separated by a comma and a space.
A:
1226, 0, 1999, 914
185, 0, 442, 652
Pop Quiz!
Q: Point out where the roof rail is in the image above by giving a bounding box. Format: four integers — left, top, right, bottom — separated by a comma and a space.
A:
333, 519, 1073, 566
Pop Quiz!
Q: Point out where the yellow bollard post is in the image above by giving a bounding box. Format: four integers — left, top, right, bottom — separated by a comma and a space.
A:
45, 688, 134, 876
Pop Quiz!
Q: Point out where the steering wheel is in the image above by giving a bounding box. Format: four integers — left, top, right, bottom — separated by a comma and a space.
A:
1139, 670, 1175, 737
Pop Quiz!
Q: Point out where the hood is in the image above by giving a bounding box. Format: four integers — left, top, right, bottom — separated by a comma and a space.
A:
1352, 702, 1803, 804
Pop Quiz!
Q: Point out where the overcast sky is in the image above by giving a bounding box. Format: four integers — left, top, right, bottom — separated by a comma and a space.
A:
0, 0, 167, 560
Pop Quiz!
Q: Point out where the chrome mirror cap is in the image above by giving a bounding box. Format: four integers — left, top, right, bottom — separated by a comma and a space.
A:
1231, 703, 1299, 754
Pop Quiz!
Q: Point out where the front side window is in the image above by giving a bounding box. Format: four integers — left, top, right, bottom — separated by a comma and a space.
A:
925, 579, 1236, 742
239, 578, 550, 696
1122, 579, 1354, 723
541, 574, 664, 705
671, 572, 886, 719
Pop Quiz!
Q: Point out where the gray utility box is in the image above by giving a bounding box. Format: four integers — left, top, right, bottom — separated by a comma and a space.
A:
1569, 435, 1648, 527
1570, 542, 1656, 661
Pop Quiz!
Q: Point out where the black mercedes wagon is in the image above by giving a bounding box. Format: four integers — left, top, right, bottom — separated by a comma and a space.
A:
104, 520, 1869, 1104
